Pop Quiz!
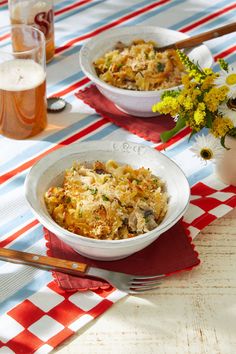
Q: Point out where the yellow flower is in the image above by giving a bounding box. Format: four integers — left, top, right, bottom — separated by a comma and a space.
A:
183, 97, 194, 110
189, 69, 202, 83
201, 75, 215, 90
194, 102, 206, 125
152, 96, 180, 116
203, 68, 215, 76
203, 86, 229, 112
211, 116, 234, 138
191, 88, 201, 100
182, 75, 191, 88
187, 116, 202, 131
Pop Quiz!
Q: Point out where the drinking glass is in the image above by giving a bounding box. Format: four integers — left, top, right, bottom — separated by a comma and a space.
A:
9, 0, 55, 63
0, 24, 47, 139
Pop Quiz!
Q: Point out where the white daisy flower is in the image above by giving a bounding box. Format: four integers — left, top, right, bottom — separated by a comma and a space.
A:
214, 66, 236, 99
218, 99, 236, 126
190, 134, 224, 162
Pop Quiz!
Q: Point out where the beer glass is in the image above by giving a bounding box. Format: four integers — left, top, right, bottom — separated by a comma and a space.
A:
9, 0, 55, 63
0, 25, 47, 139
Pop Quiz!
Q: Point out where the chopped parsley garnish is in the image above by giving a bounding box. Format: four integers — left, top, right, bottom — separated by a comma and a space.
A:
133, 178, 141, 184
156, 62, 165, 72
102, 194, 109, 201
65, 196, 71, 203
89, 188, 98, 195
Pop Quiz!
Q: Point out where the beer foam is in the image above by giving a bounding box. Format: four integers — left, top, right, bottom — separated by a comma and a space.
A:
11, 1, 51, 23
0, 59, 45, 91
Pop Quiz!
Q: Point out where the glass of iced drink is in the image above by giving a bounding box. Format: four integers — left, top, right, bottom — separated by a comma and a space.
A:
0, 25, 47, 139
9, 0, 55, 63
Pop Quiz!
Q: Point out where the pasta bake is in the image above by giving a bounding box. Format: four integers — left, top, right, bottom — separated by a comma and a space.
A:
44, 160, 168, 240
93, 39, 185, 91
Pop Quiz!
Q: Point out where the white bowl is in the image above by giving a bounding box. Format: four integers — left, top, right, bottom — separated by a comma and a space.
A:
25, 141, 190, 261
79, 25, 213, 117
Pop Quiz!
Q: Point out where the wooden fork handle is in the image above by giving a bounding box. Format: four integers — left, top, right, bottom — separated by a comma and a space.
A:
0, 247, 88, 276
161, 22, 236, 50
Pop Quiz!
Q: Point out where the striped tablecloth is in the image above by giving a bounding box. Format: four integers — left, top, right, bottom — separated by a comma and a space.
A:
0, 1, 236, 353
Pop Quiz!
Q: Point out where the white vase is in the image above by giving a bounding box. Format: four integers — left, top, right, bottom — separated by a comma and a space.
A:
215, 135, 236, 186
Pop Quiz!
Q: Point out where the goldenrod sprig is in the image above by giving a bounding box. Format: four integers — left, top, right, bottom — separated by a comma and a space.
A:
218, 58, 229, 72
177, 50, 206, 81
152, 52, 234, 145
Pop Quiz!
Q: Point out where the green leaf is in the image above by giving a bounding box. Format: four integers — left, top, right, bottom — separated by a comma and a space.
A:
160, 116, 186, 143
205, 111, 213, 129
221, 128, 236, 149
220, 135, 230, 150
188, 129, 197, 142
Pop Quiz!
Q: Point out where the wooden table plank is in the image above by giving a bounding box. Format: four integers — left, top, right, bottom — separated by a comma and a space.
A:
55, 209, 236, 354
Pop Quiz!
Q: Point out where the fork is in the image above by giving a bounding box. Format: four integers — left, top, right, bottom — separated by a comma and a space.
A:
156, 22, 236, 52
0, 247, 164, 294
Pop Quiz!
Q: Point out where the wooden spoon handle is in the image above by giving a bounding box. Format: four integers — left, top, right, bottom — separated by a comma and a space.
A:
0, 247, 88, 276
160, 22, 236, 51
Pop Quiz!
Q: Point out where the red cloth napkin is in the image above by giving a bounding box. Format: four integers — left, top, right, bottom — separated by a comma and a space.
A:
75, 85, 175, 143
44, 221, 200, 292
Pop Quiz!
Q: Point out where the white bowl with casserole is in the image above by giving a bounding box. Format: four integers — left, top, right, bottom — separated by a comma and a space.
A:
79, 25, 213, 117
25, 141, 190, 261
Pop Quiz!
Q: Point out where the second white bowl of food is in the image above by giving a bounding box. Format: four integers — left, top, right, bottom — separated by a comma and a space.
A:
25, 141, 190, 261
79, 25, 213, 117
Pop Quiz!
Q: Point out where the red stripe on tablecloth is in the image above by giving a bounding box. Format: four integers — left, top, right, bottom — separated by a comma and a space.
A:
55, 0, 93, 16
51, 77, 90, 97
0, 0, 7, 5
156, 127, 192, 151
0, 220, 39, 248
55, 0, 171, 54
0, 118, 108, 185
180, 3, 236, 32
0, 33, 10, 41
214, 45, 236, 60
0, 0, 93, 42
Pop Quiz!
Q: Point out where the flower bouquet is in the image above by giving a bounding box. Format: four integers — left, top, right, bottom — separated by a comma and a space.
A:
152, 51, 236, 162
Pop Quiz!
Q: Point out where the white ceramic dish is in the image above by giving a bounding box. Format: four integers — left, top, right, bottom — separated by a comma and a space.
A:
79, 25, 213, 117
25, 141, 190, 261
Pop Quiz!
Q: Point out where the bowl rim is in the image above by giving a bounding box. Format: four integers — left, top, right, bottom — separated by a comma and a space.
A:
25, 140, 191, 247
79, 25, 213, 97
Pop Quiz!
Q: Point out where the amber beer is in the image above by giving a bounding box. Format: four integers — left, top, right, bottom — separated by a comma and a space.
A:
10, 1, 55, 62
0, 59, 47, 139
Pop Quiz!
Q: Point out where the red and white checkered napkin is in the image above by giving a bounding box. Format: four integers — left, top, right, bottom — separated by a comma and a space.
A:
1, 180, 236, 354
183, 180, 236, 238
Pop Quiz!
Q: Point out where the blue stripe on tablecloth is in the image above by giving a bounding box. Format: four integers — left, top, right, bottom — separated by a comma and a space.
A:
52, 0, 189, 60
56, 1, 106, 22
0, 272, 52, 316
0, 115, 99, 173
54, 0, 162, 44
0, 0, 103, 38
55, 0, 235, 46
188, 164, 214, 187
7, 224, 44, 251
0, 212, 34, 238
170, 0, 235, 31
46, 71, 85, 96
164, 129, 208, 159
0, 123, 119, 195
184, 13, 236, 36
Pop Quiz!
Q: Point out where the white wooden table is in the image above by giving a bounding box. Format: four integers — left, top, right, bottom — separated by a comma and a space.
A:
55, 208, 236, 354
